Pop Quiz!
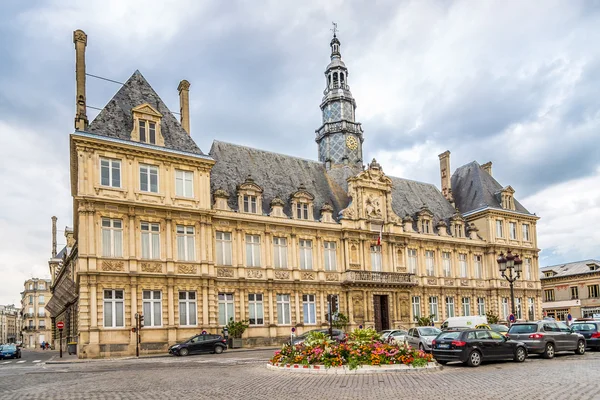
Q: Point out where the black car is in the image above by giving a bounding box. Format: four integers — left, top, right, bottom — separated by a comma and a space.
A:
290, 329, 346, 345
571, 321, 600, 350
169, 334, 227, 356
432, 329, 528, 367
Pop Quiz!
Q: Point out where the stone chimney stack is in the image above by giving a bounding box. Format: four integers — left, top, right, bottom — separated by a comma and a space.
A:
481, 161, 492, 176
51, 216, 57, 258
438, 151, 453, 202
177, 80, 191, 134
73, 29, 88, 131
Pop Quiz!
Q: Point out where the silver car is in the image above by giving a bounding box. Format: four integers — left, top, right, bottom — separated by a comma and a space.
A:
507, 321, 585, 359
406, 327, 441, 351
380, 329, 408, 344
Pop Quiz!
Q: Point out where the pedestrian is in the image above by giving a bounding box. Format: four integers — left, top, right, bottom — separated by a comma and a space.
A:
45, 342, 49, 350
41, 341, 45, 350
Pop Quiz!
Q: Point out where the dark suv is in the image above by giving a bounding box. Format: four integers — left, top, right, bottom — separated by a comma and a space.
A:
169, 334, 227, 356
507, 321, 586, 358
571, 321, 600, 350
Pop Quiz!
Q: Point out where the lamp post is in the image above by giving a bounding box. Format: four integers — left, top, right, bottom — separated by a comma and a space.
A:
497, 250, 523, 323
326, 295, 334, 338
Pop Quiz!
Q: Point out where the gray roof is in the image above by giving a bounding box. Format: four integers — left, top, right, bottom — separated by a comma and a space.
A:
389, 177, 457, 225
540, 259, 600, 279
87, 71, 204, 155
451, 161, 531, 215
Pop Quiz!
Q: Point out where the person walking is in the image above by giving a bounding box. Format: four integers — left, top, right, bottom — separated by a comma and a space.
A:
41, 341, 45, 350
45, 342, 49, 350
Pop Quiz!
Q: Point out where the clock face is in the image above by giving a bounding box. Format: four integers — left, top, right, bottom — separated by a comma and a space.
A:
346, 136, 358, 150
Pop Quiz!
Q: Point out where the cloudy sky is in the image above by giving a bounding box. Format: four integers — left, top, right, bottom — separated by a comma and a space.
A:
1, 0, 599, 305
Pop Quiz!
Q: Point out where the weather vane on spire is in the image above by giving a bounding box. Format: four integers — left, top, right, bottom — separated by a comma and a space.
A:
331, 22, 338, 37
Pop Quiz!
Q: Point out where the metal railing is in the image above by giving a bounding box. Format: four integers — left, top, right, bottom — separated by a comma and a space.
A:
344, 270, 417, 285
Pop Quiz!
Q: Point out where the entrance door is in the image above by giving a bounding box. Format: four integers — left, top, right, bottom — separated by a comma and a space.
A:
374, 295, 390, 332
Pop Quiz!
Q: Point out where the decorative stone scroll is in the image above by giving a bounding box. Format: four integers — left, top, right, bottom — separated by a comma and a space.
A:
216, 268, 234, 278
426, 278, 437, 285
247, 269, 263, 279
476, 281, 485, 288
500, 281, 509, 288
514, 282, 522, 288
102, 260, 124, 272
527, 282, 535, 289
141, 263, 162, 273
325, 273, 339, 281
274, 270, 290, 279
444, 279, 455, 286
302, 272, 315, 280
460, 279, 469, 287
178, 264, 196, 274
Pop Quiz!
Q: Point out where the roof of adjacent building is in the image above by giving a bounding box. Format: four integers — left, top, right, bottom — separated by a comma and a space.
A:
539, 259, 600, 279
451, 161, 531, 215
87, 70, 204, 155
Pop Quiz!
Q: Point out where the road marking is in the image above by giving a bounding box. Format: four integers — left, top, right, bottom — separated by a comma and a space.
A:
33, 360, 42, 363
16, 361, 26, 363
1, 361, 11, 364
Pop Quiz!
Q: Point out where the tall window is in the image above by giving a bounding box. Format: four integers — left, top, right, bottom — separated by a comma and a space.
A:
246, 235, 261, 267
176, 225, 195, 261
243, 195, 257, 213
103, 289, 124, 328
477, 297, 485, 316
570, 286, 579, 300
28, 296, 33, 305
501, 298, 509, 320
38, 282, 45, 290
324, 242, 337, 271
38, 295, 45, 304
442, 252, 451, 277
303, 294, 317, 325
370, 245, 382, 272
411, 296, 421, 320
408, 249, 418, 273
276, 294, 291, 325
139, 120, 156, 144
296, 203, 309, 220
509, 222, 517, 240
462, 297, 471, 316
429, 296, 439, 322
218, 293, 234, 326
139, 164, 159, 193
141, 222, 160, 259
515, 298, 522, 320
142, 290, 162, 327
528, 297, 535, 320
474, 255, 483, 279
100, 158, 121, 188
522, 224, 530, 241
248, 293, 264, 326
175, 170, 193, 198
273, 237, 288, 268
496, 220, 504, 238
179, 291, 197, 326
421, 220, 431, 234
544, 289, 555, 301
445, 297, 455, 318
425, 250, 435, 276
459, 253, 467, 278
102, 218, 123, 257
588, 285, 599, 298
454, 224, 463, 238
216, 232, 232, 266
525, 258, 532, 280
299, 239, 313, 270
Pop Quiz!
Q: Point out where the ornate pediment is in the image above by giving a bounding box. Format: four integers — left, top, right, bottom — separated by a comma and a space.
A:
351, 158, 393, 186
290, 183, 315, 201
131, 103, 162, 118
237, 175, 263, 194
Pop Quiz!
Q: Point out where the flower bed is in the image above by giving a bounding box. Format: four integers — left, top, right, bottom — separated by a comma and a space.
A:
269, 328, 434, 370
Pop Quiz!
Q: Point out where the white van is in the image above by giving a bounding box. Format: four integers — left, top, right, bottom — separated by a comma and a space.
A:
440, 316, 488, 330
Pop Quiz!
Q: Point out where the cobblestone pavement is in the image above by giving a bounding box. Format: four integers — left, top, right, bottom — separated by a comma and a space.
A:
1, 349, 599, 399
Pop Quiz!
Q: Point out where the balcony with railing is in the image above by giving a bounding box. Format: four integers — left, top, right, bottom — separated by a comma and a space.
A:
343, 270, 417, 286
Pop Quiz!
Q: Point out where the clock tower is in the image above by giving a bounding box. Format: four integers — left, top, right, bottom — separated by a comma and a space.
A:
316, 31, 364, 169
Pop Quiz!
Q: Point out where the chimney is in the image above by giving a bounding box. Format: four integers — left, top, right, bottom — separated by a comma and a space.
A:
51, 216, 57, 258
438, 151, 453, 202
178, 80, 191, 134
73, 29, 88, 131
481, 161, 492, 176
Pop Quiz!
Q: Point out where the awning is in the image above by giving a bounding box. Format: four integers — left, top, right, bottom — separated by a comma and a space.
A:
542, 299, 580, 309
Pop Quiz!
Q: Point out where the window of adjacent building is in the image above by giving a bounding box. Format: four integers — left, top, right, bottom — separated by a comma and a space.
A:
296, 203, 309, 220
528, 297, 535, 321
39, 282, 45, 289
370, 245, 382, 272
142, 290, 162, 327
28, 307, 33, 315
100, 158, 121, 188
103, 289, 124, 328
474, 255, 483, 279
29, 283, 33, 290
276, 294, 291, 325
102, 218, 123, 258
496, 220, 504, 238
425, 250, 435, 276
502, 298, 509, 320
522, 224, 530, 241
303, 294, 317, 325
179, 291, 197, 326
216, 231, 233, 266
39, 321, 45, 328
411, 296, 421, 320
459, 253, 467, 278
176, 225, 195, 261
429, 296, 439, 322
141, 222, 160, 259
462, 297, 471, 316
477, 297, 485, 316
588, 285, 599, 299
139, 164, 159, 193
38, 295, 44, 304
509, 222, 517, 240
299, 239, 313, 270
38, 310, 45, 317
442, 252, 451, 277
218, 293, 234, 326
28, 320, 33, 328
408, 249, 418, 274
570, 286, 579, 300
324, 241, 337, 271
515, 298, 522, 320
243, 195, 258, 214
28, 296, 33, 305
175, 170, 193, 198
273, 237, 288, 268
544, 271, 554, 278
139, 120, 156, 144
445, 297, 455, 318
248, 293, 264, 326
544, 289, 555, 302
246, 234, 261, 267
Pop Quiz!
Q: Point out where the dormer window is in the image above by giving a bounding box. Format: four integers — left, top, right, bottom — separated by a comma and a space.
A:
243, 195, 257, 213
498, 186, 516, 211
131, 104, 164, 146
544, 271, 555, 278
296, 203, 308, 220
454, 224, 464, 238
417, 204, 433, 234
291, 184, 315, 221
237, 175, 263, 215
421, 220, 431, 234
139, 120, 156, 144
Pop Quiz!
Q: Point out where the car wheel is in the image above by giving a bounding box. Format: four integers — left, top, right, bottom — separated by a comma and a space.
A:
467, 350, 482, 367
419, 343, 424, 351
178, 348, 189, 357
542, 342, 555, 359
575, 340, 585, 355
514, 347, 527, 363
214, 346, 224, 354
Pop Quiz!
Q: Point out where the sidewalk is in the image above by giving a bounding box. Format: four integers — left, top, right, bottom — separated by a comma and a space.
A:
46, 345, 279, 364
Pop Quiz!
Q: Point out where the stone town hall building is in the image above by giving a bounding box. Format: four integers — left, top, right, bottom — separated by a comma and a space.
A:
49, 29, 541, 358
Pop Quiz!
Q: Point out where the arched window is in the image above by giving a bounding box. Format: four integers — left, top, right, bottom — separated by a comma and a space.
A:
340, 73, 345, 86
333, 72, 339, 88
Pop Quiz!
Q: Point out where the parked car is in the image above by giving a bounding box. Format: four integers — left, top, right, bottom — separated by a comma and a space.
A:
290, 329, 346, 345
379, 329, 408, 344
0, 344, 21, 359
475, 323, 510, 336
406, 327, 442, 351
168, 334, 227, 356
507, 321, 586, 358
432, 329, 528, 367
441, 316, 488, 330
571, 321, 600, 350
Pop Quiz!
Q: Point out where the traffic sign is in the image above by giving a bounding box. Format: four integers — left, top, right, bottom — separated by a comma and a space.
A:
509, 314, 516, 323
567, 313, 572, 321
291, 327, 296, 332
57, 321, 65, 330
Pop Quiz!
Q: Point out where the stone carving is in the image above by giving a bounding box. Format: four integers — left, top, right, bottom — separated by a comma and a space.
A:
352, 294, 364, 319
460, 279, 469, 287
365, 195, 382, 219
302, 272, 315, 280
274, 270, 290, 279
178, 264, 196, 274
445, 279, 455, 286
527, 282, 535, 288
349, 263, 361, 270
141, 263, 162, 273
500, 281, 509, 287
325, 273, 339, 281
102, 260, 124, 272
476, 281, 485, 288
247, 269, 263, 279
515, 282, 522, 288
427, 278, 437, 285
216, 268, 234, 278
341, 206, 356, 219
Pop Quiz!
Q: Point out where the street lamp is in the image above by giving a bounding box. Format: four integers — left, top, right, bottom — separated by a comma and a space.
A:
326, 295, 334, 338
497, 250, 523, 323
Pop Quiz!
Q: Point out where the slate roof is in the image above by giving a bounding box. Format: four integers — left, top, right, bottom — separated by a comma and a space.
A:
451, 161, 531, 215
87, 70, 204, 155
539, 259, 600, 279
388, 177, 457, 225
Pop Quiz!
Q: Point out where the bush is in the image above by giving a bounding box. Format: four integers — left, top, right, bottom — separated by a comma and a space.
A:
486, 312, 499, 324
225, 318, 249, 338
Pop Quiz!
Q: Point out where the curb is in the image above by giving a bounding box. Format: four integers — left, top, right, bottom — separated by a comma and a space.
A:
266, 362, 441, 375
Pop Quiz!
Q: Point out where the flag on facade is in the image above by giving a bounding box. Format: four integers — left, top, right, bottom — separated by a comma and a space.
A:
377, 225, 383, 246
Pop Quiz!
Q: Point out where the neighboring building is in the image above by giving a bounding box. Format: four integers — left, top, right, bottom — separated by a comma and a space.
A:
63, 29, 541, 358
540, 259, 600, 321
0, 305, 19, 344
20, 278, 52, 348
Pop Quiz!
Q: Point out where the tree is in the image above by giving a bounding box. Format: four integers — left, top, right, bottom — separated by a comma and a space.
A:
416, 314, 436, 326
486, 312, 499, 324
225, 318, 249, 338
331, 312, 349, 330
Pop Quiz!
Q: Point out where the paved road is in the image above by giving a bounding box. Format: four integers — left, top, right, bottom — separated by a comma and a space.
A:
1, 349, 599, 399
0, 349, 55, 369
